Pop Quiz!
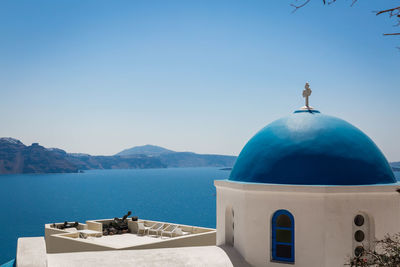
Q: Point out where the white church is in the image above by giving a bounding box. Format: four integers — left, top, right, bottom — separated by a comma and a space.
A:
215, 83, 398, 266
14, 84, 399, 267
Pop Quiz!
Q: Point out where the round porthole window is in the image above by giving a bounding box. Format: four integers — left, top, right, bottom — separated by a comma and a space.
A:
355, 230, 365, 242
354, 215, 364, 226
354, 246, 364, 257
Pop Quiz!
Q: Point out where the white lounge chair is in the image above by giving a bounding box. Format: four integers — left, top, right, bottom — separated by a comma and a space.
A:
137, 221, 151, 235
174, 227, 190, 236
161, 224, 179, 238
148, 222, 164, 236
78, 229, 102, 239
64, 228, 78, 233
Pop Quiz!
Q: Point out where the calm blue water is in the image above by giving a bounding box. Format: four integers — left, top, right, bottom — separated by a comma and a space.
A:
0, 169, 399, 264
0, 167, 229, 264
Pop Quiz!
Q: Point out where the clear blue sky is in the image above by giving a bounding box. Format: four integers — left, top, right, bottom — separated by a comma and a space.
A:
1, 0, 399, 160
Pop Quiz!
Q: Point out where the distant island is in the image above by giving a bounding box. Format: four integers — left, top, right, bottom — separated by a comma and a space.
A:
0, 138, 237, 174
391, 162, 400, 172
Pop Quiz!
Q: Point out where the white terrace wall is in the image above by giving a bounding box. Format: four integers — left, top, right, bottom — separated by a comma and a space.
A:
45, 220, 216, 254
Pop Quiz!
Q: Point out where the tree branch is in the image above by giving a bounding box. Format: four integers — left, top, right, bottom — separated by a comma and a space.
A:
376, 6, 400, 17
375, 6, 400, 36
290, 1, 400, 40
290, 0, 311, 13
384, 33, 400, 36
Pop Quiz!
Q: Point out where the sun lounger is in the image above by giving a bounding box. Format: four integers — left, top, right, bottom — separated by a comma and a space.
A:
174, 227, 190, 236
78, 229, 102, 239
160, 224, 179, 238
64, 228, 78, 233
148, 222, 164, 236
137, 221, 151, 235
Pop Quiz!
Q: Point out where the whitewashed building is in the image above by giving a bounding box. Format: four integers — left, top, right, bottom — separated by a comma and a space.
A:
215, 85, 398, 266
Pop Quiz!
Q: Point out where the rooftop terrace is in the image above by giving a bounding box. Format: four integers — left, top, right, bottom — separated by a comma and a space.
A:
44, 218, 216, 253
15, 217, 248, 267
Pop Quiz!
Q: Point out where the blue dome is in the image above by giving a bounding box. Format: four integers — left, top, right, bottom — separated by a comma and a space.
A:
230, 110, 395, 185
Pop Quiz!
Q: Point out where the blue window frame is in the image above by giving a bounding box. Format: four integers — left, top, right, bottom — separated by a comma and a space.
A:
271, 210, 294, 263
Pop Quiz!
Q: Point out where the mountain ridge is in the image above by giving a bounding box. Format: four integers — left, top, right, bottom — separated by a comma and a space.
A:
0, 138, 237, 174
116, 144, 174, 156
0, 138, 78, 174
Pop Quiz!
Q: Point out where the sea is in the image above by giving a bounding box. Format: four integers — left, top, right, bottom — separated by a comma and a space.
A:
0, 168, 399, 264
0, 167, 229, 264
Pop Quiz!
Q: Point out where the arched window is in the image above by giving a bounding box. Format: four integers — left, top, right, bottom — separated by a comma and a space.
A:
271, 210, 294, 263
225, 206, 234, 246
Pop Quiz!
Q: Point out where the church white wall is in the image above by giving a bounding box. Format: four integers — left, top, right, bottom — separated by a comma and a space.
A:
215, 180, 400, 267
216, 185, 246, 253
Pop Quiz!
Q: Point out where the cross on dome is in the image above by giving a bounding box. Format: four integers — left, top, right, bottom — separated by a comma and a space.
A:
301, 82, 313, 110
303, 82, 312, 107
